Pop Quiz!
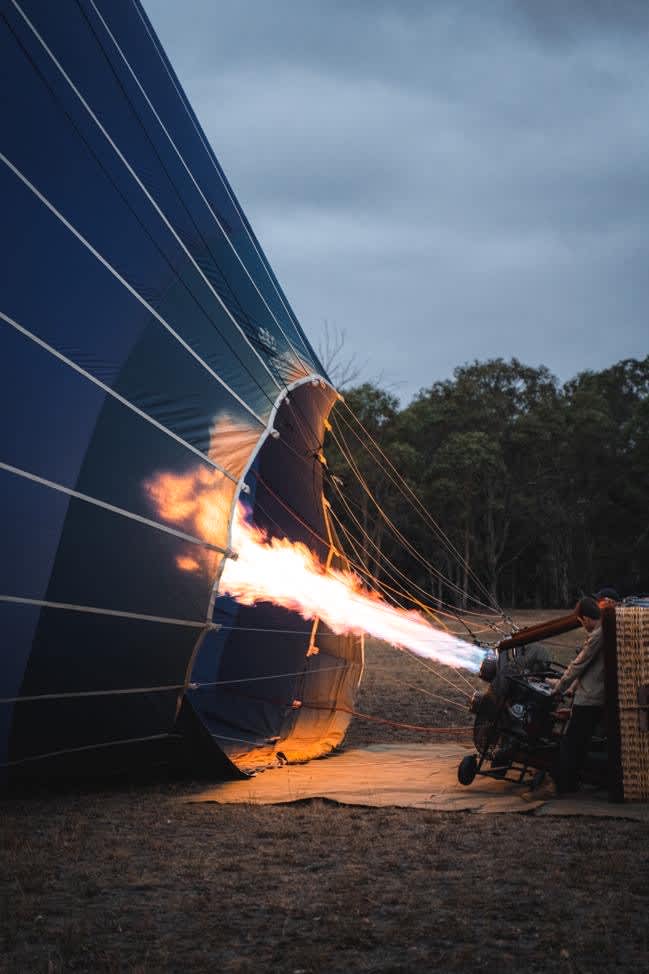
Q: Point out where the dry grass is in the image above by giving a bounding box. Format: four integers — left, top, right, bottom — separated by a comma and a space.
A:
2, 611, 647, 973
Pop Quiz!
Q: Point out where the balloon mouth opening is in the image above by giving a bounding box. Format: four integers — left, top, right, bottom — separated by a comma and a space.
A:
187, 382, 363, 771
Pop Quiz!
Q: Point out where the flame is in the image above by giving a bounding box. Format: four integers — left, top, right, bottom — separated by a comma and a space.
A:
145, 413, 485, 673
143, 411, 255, 572
144, 464, 233, 573
220, 506, 485, 672
176, 555, 201, 572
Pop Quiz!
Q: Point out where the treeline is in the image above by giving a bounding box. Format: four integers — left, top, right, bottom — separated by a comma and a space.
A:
324, 357, 649, 610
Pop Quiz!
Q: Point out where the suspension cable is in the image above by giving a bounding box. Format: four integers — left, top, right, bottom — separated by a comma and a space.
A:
334, 403, 505, 614
326, 422, 502, 617
325, 469, 504, 630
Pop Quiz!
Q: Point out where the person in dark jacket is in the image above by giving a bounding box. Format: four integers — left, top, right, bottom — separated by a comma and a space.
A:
549, 596, 605, 794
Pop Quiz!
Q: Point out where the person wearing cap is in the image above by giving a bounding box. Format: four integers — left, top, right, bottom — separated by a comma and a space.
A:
594, 587, 620, 609
548, 596, 606, 794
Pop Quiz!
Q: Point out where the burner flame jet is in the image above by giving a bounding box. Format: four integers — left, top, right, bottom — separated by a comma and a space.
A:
144, 443, 485, 673
220, 505, 485, 672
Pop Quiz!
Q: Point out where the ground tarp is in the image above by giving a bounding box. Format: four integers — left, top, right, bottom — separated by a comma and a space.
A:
189, 743, 649, 819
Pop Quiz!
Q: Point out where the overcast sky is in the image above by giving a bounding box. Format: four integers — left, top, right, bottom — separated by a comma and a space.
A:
143, 0, 649, 402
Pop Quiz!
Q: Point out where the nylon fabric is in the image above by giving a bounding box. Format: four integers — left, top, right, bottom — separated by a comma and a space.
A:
0, 0, 362, 781
100, 0, 320, 373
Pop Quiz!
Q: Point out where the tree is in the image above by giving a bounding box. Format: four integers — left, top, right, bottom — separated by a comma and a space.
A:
325, 357, 649, 610
317, 322, 365, 390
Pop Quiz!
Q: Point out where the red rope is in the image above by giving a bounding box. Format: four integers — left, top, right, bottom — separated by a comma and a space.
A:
303, 701, 473, 735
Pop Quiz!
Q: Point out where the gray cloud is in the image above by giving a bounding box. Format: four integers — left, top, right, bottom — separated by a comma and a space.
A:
143, 0, 649, 400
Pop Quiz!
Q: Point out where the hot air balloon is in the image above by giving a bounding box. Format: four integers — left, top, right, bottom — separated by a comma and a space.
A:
0, 0, 363, 781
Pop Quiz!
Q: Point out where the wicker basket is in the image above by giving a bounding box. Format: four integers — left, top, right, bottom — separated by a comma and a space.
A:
614, 606, 649, 801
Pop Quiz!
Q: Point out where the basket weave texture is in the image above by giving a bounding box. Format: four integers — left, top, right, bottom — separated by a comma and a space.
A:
615, 606, 649, 801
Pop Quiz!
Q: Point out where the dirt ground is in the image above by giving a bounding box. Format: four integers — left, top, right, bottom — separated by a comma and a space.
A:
2, 611, 648, 973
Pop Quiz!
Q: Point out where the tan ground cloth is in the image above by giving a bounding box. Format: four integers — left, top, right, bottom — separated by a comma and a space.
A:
189, 743, 649, 820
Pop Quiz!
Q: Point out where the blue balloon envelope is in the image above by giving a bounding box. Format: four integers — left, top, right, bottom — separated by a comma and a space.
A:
0, 0, 362, 781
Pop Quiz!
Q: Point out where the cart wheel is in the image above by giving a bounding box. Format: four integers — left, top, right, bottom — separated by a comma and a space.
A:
458, 754, 478, 786
530, 770, 546, 791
